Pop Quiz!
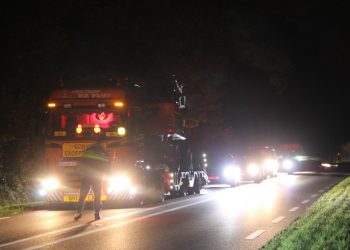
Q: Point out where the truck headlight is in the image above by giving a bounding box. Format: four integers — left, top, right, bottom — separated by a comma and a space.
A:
117, 127, 126, 136
108, 175, 132, 193
248, 164, 259, 176
41, 177, 60, 190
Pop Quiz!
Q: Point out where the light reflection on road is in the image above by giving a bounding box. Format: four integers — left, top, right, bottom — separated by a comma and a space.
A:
213, 179, 283, 219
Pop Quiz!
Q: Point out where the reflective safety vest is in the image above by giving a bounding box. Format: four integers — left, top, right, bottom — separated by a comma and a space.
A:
82, 147, 109, 162
80, 144, 109, 178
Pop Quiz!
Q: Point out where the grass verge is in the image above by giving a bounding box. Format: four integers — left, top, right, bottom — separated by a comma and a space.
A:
0, 201, 48, 217
263, 176, 350, 249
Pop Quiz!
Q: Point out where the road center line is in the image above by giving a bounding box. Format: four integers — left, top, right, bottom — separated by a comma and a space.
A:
311, 194, 318, 198
301, 199, 310, 204
289, 206, 299, 212
21, 197, 214, 250
319, 189, 324, 193
272, 216, 285, 224
0, 196, 206, 248
245, 230, 265, 240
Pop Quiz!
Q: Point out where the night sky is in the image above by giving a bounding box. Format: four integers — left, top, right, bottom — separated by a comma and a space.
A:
2, 0, 350, 158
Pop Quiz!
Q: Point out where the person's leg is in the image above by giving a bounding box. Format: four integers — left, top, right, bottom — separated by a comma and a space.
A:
75, 178, 91, 219
92, 179, 102, 219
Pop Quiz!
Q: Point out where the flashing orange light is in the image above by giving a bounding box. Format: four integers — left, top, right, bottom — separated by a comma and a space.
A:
94, 124, 101, 133
114, 101, 124, 107
48, 103, 56, 108
76, 124, 83, 134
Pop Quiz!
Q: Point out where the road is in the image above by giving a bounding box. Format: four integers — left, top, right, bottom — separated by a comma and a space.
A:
0, 174, 345, 250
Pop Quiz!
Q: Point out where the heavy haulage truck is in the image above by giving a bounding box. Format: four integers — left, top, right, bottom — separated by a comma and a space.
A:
39, 87, 208, 206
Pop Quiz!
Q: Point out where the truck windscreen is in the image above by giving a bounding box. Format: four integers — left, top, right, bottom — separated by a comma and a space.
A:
47, 110, 125, 138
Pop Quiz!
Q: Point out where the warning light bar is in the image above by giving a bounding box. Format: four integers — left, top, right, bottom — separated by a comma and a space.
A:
47, 103, 56, 108
76, 124, 83, 134
114, 101, 124, 107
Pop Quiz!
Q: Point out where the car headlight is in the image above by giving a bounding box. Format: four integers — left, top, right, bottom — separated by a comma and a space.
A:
108, 175, 132, 193
283, 159, 293, 169
40, 177, 60, 190
223, 166, 241, 180
247, 164, 259, 176
264, 159, 278, 170
321, 163, 332, 168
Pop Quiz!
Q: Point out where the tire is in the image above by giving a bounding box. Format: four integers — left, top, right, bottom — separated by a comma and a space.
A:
142, 173, 165, 204
193, 177, 201, 194
144, 183, 165, 204
179, 178, 189, 197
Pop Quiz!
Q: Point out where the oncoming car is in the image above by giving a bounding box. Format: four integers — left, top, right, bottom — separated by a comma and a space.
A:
278, 144, 304, 174
206, 154, 241, 187
239, 146, 279, 183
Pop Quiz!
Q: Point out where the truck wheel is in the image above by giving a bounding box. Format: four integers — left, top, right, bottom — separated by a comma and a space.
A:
179, 180, 189, 197
142, 172, 165, 204
151, 178, 165, 203
193, 178, 201, 194
143, 182, 165, 204
154, 184, 165, 203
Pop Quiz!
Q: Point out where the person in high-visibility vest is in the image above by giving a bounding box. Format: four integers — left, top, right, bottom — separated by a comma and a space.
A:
74, 142, 110, 221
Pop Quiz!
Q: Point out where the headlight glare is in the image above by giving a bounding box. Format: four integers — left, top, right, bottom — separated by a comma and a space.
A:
264, 159, 278, 170
223, 166, 241, 180
248, 164, 259, 176
117, 127, 126, 136
108, 175, 132, 192
283, 159, 293, 169
41, 177, 60, 190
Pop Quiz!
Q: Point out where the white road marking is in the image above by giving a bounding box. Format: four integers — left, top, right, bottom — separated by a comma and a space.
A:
301, 199, 310, 204
0, 196, 205, 249
319, 189, 325, 193
245, 230, 265, 240
289, 206, 299, 212
311, 194, 318, 198
20, 198, 215, 250
0, 217, 10, 220
272, 216, 285, 224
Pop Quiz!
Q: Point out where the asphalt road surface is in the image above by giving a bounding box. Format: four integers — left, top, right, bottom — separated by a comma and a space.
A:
0, 173, 346, 250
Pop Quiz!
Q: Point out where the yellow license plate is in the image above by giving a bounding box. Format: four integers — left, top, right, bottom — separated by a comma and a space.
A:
63, 194, 107, 202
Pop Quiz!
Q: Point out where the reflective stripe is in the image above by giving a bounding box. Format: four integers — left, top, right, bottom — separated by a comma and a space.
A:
82, 150, 109, 162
